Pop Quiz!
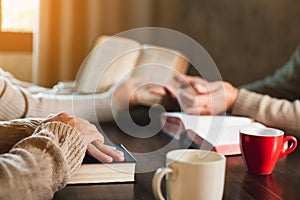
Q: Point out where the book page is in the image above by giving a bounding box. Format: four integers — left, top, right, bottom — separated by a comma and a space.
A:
132, 45, 188, 105
163, 112, 265, 146
75, 35, 142, 93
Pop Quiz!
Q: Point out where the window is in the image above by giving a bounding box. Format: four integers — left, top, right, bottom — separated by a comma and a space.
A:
0, 0, 38, 52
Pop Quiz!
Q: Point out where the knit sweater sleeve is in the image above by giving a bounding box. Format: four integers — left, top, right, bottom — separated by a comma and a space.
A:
0, 76, 26, 120
22, 89, 116, 122
231, 89, 300, 135
241, 45, 300, 101
0, 118, 43, 154
0, 74, 116, 122
0, 121, 86, 200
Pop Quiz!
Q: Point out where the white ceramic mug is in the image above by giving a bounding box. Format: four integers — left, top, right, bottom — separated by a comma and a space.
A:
152, 149, 226, 200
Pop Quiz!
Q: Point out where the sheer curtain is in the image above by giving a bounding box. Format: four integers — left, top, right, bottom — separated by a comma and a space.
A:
33, 0, 154, 87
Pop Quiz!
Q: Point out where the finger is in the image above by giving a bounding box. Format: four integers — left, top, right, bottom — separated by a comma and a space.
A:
184, 106, 201, 115
49, 111, 69, 119
180, 94, 212, 112
180, 84, 197, 94
57, 111, 69, 117
193, 84, 210, 94
174, 74, 191, 85
43, 112, 72, 124
47, 113, 55, 118
44, 112, 62, 121
175, 74, 206, 86
183, 97, 212, 115
179, 90, 198, 106
150, 86, 177, 98
149, 87, 166, 96
187, 76, 206, 85
64, 117, 75, 127
185, 106, 212, 115
207, 81, 222, 92
87, 143, 113, 163
163, 86, 177, 98
92, 141, 125, 162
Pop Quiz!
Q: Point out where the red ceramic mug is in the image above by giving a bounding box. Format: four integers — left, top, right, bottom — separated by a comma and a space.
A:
240, 127, 297, 175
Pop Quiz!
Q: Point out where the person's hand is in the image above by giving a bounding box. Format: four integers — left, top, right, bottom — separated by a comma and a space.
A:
150, 74, 207, 97
150, 74, 209, 104
179, 80, 238, 115
151, 74, 238, 115
111, 76, 145, 110
44, 112, 124, 163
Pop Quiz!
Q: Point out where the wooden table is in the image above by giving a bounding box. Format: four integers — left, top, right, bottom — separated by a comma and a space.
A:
53, 107, 300, 200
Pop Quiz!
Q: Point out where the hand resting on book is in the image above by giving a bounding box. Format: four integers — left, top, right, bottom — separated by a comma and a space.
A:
44, 112, 124, 163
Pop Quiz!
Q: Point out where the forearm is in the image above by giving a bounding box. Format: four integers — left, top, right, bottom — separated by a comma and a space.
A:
0, 122, 86, 200
0, 77, 26, 120
0, 76, 116, 122
232, 89, 300, 134
23, 90, 116, 122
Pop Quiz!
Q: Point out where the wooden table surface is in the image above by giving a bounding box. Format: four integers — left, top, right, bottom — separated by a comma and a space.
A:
53, 107, 300, 200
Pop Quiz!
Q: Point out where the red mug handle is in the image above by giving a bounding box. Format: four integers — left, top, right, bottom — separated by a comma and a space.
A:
279, 136, 298, 158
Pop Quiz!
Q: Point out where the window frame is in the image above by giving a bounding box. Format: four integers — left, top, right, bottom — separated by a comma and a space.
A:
0, 0, 33, 52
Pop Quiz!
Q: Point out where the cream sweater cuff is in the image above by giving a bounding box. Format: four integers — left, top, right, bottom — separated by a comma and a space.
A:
34, 122, 86, 176
231, 89, 262, 119
8, 118, 43, 130
0, 78, 26, 120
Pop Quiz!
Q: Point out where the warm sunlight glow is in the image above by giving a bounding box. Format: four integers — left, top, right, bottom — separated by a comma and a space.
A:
1, 0, 38, 32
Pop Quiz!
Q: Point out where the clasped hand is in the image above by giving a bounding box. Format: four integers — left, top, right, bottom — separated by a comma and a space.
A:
152, 75, 238, 115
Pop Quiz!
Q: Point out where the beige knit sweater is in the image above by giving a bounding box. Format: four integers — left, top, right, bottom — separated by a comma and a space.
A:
232, 45, 300, 134
0, 119, 86, 200
0, 68, 115, 122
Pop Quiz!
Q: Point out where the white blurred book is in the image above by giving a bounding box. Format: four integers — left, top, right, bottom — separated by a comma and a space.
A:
161, 112, 265, 155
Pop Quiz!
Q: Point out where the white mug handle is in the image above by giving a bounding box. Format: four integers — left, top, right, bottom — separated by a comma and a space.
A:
152, 167, 173, 200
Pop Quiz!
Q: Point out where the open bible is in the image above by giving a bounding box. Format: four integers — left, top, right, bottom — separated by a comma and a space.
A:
74, 35, 189, 106
161, 112, 265, 155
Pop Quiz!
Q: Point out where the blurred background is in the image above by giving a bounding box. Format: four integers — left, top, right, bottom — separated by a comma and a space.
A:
1, 0, 300, 87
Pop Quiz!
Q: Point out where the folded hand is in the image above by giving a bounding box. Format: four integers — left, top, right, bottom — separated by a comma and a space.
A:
150, 74, 238, 115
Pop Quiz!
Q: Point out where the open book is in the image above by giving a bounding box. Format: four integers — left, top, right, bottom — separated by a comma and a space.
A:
161, 112, 265, 155
74, 35, 189, 106
68, 144, 136, 184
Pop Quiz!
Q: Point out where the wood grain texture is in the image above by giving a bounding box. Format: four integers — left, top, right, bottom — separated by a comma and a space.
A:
54, 107, 300, 200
